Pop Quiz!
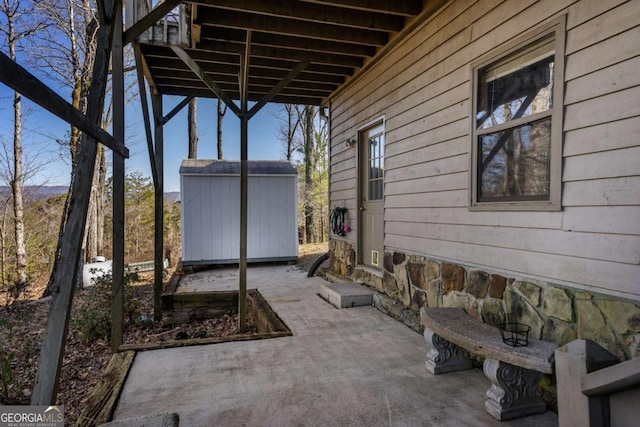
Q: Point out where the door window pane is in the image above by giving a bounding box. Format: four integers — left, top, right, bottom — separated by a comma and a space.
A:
367, 133, 384, 200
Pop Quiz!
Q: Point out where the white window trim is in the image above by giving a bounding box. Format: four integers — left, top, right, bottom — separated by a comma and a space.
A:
469, 15, 566, 212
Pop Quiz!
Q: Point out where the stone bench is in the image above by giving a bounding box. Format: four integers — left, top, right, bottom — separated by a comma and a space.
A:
420, 307, 559, 421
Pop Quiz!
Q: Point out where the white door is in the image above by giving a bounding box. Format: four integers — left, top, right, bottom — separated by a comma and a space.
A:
359, 122, 384, 269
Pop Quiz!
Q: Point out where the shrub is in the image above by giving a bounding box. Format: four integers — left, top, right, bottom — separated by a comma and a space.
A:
72, 269, 141, 344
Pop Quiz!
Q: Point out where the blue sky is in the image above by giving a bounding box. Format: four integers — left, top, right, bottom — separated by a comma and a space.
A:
0, 81, 290, 193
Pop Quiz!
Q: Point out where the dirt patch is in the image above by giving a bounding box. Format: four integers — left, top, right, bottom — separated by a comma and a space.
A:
297, 242, 329, 277
0, 243, 328, 424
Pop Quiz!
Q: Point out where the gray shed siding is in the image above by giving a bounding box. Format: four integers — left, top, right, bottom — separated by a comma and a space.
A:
180, 161, 298, 265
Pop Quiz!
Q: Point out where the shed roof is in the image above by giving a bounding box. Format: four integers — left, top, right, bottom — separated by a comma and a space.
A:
180, 159, 297, 175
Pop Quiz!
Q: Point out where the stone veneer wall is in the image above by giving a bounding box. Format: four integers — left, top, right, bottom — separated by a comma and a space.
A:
329, 240, 640, 360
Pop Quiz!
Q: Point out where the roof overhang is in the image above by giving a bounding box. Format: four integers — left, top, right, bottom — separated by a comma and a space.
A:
129, 0, 449, 106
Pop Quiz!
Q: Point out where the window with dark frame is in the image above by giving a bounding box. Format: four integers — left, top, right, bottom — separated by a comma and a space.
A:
368, 131, 384, 201
470, 18, 565, 211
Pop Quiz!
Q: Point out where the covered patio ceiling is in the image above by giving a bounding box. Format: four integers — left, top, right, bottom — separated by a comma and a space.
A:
134, 0, 447, 106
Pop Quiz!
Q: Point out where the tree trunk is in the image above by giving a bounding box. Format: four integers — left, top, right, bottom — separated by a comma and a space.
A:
188, 97, 198, 159
42, 10, 98, 297
96, 146, 106, 256
217, 99, 226, 159
0, 199, 8, 292
304, 106, 314, 244
8, 12, 28, 291
83, 144, 106, 261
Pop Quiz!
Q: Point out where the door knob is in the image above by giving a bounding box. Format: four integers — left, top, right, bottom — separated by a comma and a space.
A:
359, 206, 366, 211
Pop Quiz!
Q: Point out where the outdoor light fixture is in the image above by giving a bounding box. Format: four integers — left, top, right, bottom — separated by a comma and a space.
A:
345, 138, 356, 148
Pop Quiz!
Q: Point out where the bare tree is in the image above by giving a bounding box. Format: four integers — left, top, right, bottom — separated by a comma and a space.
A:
0, 195, 9, 293
303, 105, 314, 243
276, 104, 303, 161
0, 0, 48, 292
217, 99, 227, 159
35, 0, 137, 270
188, 98, 198, 159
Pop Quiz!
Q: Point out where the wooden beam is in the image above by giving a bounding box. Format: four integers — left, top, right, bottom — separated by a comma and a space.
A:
163, 93, 196, 124
239, 31, 251, 107
0, 53, 129, 159
198, 26, 376, 57
151, 93, 164, 321
170, 46, 241, 116
194, 39, 364, 67
133, 43, 158, 187
192, 0, 405, 31
142, 45, 355, 77
158, 86, 324, 106
197, 9, 388, 46
299, 0, 422, 16
123, 0, 181, 46
248, 60, 309, 119
111, 1, 125, 353
151, 71, 338, 92
31, 0, 119, 406
74, 351, 136, 426
145, 58, 348, 85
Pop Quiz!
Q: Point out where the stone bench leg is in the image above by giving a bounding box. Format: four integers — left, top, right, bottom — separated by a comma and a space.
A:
483, 358, 546, 421
423, 327, 472, 374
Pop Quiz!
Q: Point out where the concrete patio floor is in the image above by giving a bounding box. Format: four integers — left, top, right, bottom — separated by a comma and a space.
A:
113, 265, 558, 426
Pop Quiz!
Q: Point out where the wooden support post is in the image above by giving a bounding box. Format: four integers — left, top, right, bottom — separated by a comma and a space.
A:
152, 93, 164, 321
31, 0, 118, 405
132, 43, 157, 187
111, 2, 125, 353
238, 31, 251, 333
239, 113, 248, 333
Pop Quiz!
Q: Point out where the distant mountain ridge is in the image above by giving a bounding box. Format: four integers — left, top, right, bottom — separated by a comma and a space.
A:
0, 186, 69, 200
0, 186, 180, 201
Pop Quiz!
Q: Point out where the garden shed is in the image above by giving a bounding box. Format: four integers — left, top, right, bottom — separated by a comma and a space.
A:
180, 159, 298, 265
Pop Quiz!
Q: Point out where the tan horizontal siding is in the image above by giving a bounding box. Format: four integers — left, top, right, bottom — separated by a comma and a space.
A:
384, 206, 563, 229
385, 153, 468, 183
564, 85, 640, 131
565, 26, 640, 80
562, 206, 640, 235
384, 234, 640, 299
563, 146, 640, 182
385, 172, 468, 196
385, 137, 468, 172
565, 56, 640, 104
562, 177, 640, 207
384, 221, 640, 265
566, 1, 639, 54
329, 0, 639, 297
563, 117, 640, 157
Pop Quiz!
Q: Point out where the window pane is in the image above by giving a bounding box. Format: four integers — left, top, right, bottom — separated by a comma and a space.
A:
477, 39, 554, 130
367, 132, 384, 201
478, 118, 551, 201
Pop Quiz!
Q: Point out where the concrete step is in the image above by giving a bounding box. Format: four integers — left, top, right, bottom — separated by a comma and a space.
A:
319, 282, 375, 309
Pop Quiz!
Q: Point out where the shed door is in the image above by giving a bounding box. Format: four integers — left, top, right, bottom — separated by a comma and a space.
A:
359, 122, 384, 269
